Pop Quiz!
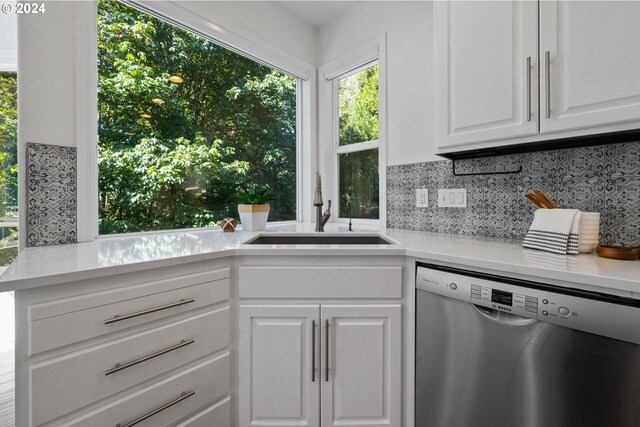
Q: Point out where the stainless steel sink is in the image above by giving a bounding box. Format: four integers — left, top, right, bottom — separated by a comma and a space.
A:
243, 234, 394, 245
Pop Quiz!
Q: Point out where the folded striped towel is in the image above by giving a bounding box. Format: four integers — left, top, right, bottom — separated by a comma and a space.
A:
523, 209, 582, 255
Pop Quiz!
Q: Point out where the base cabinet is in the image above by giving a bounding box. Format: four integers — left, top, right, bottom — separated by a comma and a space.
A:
321, 305, 401, 427
239, 304, 401, 427
238, 305, 319, 427
16, 262, 232, 427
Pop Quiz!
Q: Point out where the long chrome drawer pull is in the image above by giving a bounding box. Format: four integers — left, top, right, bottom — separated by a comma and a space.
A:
115, 390, 195, 427
325, 319, 330, 382
312, 320, 316, 382
105, 339, 195, 376
105, 298, 195, 325
545, 50, 551, 119
526, 56, 532, 122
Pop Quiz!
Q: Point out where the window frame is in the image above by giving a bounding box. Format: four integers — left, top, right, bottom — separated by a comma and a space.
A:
0, 71, 19, 268
320, 37, 387, 228
80, 0, 316, 240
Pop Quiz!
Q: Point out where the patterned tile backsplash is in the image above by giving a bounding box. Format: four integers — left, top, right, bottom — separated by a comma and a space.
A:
387, 142, 640, 246
27, 142, 77, 247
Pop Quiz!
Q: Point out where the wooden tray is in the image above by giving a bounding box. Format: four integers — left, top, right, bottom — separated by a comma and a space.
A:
596, 245, 640, 260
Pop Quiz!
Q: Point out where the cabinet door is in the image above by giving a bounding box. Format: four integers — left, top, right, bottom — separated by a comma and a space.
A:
435, 1, 539, 149
320, 305, 401, 427
540, 1, 640, 133
239, 305, 320, 427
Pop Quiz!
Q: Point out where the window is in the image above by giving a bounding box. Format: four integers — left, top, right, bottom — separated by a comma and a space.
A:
0, 72, 18, 266
334, 63, 380, 220
97, 0, 298, 235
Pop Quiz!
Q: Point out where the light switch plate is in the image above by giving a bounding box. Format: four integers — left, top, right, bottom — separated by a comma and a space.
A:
416, 189, 429, 207
438, 189, 467, 208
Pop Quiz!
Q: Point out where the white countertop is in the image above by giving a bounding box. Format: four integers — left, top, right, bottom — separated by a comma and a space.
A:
1, 223, 638, 297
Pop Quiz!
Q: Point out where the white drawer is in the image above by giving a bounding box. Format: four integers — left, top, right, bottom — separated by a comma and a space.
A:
29, 271, 229, 355
61, 353, 230, 427
239, 265, 402, 298
172, 396, 231, 427
30, 307, 229, 426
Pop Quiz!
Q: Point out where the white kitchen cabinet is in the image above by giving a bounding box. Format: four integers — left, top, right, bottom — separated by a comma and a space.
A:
321, 304, 401, 427
539, 1, 640, 133
15, 260, 232, 427
436, 0, 640, 152
238, 305, 320, 427
238, 303, 401, 427
435, 1, 539, 148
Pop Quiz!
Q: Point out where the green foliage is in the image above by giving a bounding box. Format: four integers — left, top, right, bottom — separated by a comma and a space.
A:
339, 149, 379, 219
0, 72, 17, 266
336, 64, 379, 219
230, 188, 276, 205
338, 65, 379, 146
0, 246, 18, 266
98, 0, 297, 234
0, 73, 18, 219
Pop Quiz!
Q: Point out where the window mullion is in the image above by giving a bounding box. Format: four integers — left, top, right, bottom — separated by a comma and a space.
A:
336, 140, 379, 155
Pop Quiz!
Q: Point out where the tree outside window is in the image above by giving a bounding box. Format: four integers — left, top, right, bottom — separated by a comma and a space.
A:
98, 0, 298, 234
336, 64, 379, 220
0, 72, 18, 266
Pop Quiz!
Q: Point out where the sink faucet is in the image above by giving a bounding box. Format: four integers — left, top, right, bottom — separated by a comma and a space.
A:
314, 173, 331, 232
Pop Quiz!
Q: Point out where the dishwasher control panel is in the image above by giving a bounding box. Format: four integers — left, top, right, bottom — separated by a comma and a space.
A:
416, 264, 640, 344
470, 284, 538, 319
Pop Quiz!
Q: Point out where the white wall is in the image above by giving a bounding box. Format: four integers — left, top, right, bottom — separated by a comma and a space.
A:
0, 2, 17, 71
18, 1, 79, 149
317, 1, 438, 165
18, 1, 91, 248
182, 1, 316, 66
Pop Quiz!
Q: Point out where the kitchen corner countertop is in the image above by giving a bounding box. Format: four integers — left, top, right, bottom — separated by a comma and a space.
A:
1, 223, 638, 297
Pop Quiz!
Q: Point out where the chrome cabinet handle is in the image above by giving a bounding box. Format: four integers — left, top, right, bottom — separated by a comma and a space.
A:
526, 56, 532, 122
545, 50, 551, 119
105, 338, 195, 376
105, 298, 195, 325
325, 319, 330, 382
115, 390, 195, 427
311, 320, 316, 382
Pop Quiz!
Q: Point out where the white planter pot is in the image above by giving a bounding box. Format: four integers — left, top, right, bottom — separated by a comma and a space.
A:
238, 204, 270, 231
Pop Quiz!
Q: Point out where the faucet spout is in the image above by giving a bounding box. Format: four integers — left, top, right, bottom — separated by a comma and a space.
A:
321, 200, 332, 227
314, 172, 331, 232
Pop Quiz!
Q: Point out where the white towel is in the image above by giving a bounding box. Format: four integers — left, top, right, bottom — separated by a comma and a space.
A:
523, 209, 581, 255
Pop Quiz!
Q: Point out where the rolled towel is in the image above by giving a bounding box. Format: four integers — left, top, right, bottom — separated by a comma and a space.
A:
523, 209, 581, 255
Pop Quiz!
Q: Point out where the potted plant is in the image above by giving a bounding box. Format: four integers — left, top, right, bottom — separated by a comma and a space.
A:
230, 188, 276, 231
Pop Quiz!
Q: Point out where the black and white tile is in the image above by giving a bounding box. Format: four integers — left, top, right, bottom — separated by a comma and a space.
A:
387, 141, 640, 246
27, 142, 77, 247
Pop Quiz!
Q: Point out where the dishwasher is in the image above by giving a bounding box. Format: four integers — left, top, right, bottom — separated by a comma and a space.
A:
415, 262, 640, 427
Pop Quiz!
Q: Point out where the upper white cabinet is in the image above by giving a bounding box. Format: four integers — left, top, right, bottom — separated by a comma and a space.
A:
435, 1, 539, 147
540, 1, 640, 133
436, 0, 640, 152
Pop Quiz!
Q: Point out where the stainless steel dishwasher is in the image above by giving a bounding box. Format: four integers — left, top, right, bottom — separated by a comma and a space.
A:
415, 263, 640, 427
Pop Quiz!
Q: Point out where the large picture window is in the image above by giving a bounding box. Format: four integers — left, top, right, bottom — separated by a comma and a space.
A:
97, 0, 298, 234
0, 72, 18, 266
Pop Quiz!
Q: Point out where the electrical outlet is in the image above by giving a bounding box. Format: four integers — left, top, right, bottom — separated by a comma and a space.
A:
438, 189, 467, 208
416, 189, 429, 208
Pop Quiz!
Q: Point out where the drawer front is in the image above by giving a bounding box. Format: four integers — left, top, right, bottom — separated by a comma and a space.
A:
62, 353, 230, 427
172, 396, 231, 427
31, 307, 229, 426
239, 266, 402, 299
29, 277, 229, 355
